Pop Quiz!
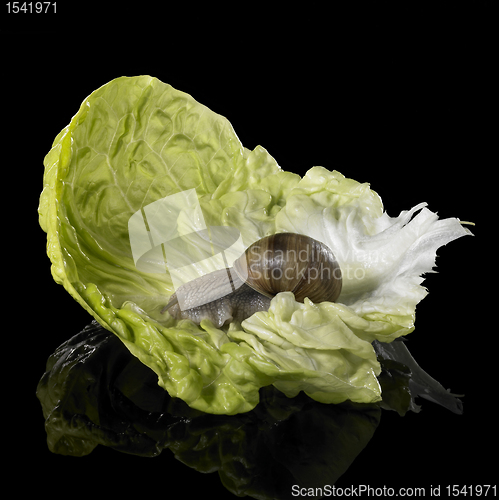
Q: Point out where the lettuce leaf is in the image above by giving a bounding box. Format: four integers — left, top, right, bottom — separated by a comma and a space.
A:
227, 293, 381, 404
275, 167, 471, 342
38, 76, 471, 414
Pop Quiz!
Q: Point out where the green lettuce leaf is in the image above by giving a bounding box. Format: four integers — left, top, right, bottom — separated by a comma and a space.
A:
227, 293, 381, 404
38, 75, 471, 414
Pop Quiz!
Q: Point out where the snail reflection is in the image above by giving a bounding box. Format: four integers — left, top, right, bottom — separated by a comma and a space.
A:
163, 233, 342, 327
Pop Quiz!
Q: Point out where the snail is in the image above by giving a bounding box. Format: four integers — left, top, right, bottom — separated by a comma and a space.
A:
162, 233, 342, 328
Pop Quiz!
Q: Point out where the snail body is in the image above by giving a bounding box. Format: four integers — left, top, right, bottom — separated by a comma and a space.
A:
163, 233, 342, 328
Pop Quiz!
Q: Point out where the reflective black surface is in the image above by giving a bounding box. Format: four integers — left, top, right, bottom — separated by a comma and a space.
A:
37, 322, 383, 498
37, 320, 469, 499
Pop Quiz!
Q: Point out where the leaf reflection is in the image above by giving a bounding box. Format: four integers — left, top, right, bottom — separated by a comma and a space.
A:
37, 321, 381, 498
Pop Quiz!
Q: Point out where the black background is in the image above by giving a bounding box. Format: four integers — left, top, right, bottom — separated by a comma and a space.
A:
3, 2, 491, 497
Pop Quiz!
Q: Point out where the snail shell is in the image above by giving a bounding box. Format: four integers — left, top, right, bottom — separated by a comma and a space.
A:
163, 233, 342, 328
233, 232, 342, 303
